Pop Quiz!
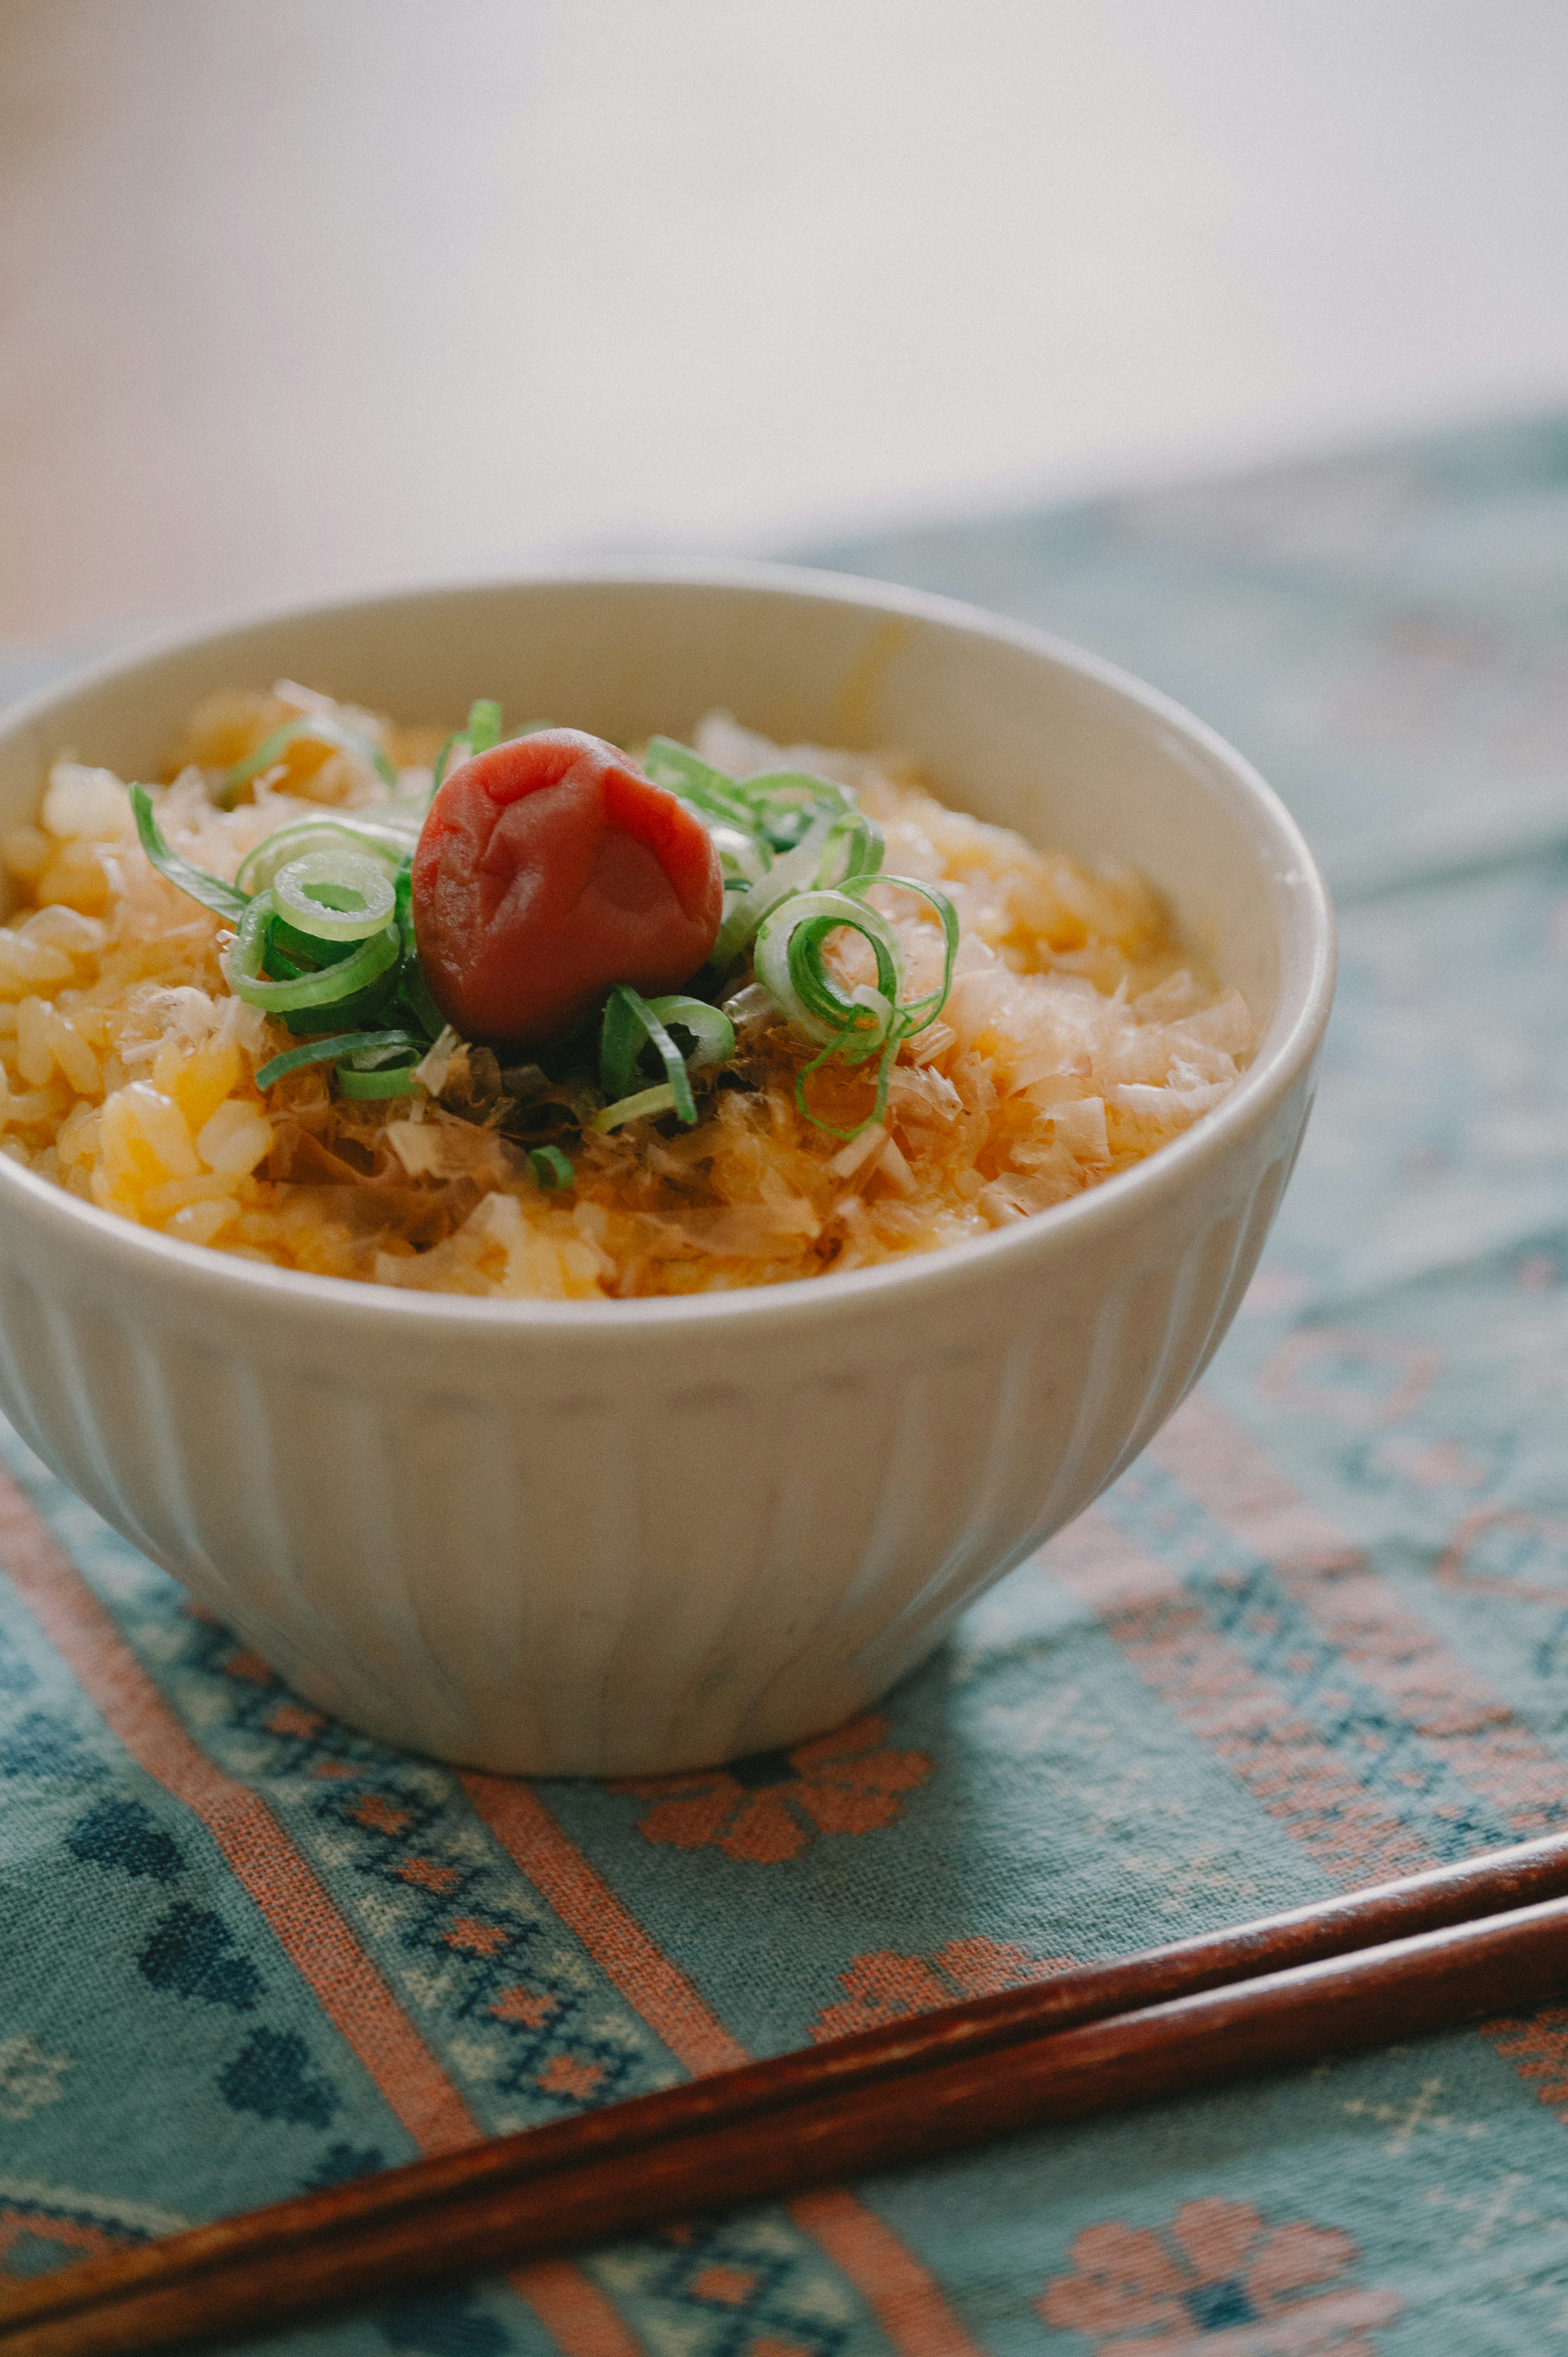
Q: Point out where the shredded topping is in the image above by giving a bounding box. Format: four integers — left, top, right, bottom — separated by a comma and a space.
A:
0, 687, 1254, 1296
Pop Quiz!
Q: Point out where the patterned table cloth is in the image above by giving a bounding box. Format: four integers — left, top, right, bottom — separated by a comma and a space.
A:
4, 415, 1568, 2356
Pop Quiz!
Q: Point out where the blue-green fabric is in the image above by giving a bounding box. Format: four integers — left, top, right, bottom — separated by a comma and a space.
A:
3, 414, 1568, 2355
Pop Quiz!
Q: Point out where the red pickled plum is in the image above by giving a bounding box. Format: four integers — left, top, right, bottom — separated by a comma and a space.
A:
412, 729, 723, 1046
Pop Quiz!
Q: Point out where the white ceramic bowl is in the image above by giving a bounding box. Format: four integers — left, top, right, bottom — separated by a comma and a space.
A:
0, 565, 1334, 1775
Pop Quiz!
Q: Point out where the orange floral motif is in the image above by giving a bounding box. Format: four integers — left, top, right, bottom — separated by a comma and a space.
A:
266, 1702, 325, 1740
688, 2266, 758, 2306
490, 1985, 556, 2028
812, 1936, 1074, 2041
536, 2055, 604, 2101
395, 1857, 460, 1893
222, 1648, 274, 1686
1482, 2007, 1568, 2113
444, 1917, 508, 1957
1040, 2198, 1399, 2355
615, 1714, 932, 1864
0, 2206, 132, 2280
351, 1794, 412, 1836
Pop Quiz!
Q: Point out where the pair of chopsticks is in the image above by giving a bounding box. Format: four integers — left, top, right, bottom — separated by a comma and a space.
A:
7, 1830, 1568, 2356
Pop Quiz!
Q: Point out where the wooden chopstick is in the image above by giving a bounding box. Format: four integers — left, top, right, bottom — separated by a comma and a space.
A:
7, 1829, 1568, 2357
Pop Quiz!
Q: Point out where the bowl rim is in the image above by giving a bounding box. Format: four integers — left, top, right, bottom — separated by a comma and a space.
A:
0, 557, 1336, 1337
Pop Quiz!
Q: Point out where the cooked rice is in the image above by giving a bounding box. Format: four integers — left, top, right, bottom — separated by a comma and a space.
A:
0, 689, 1253, 1298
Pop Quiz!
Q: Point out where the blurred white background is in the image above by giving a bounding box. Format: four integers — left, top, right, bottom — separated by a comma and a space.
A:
2, 0, 1566, 642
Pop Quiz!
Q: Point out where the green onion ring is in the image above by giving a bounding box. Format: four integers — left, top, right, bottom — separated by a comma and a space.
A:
598, 985, 699, 1122
235, 814, 411, 897
229, 891, 400, 1012
863, 874, 961, 1031
336, 1059, 422, 1099
642, 738, 759, 832
753, 888, 904, 1048
261, 934, 310, 981
529, 1144, 575, 1189
590, 1082, 679, 1133
708, 809, 840, 972
271, 849, 398, 942
742, 770, 855, 850
820, 811, 885, 887
254, 1029, 427, 1092
599, 988, 734, 1119
697, 816, 772, 885
642, 994, 735, 1073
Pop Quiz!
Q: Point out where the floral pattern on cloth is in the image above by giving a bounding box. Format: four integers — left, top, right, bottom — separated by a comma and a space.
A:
810, 1936, 1073, 2040
1039, 2200, 1401, 2355
8, 415, 1568, 2352
0, 2199, 144, 2283
614, 1714, 933, 1864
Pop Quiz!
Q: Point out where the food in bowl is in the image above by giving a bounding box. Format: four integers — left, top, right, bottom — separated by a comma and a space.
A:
0, 684, 1254, 1299
0, 571, 1332, 1775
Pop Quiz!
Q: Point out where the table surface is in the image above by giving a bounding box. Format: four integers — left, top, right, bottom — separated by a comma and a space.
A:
3, 413, 1568, 2355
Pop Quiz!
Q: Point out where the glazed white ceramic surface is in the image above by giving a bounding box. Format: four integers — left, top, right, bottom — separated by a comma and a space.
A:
0, 566, 1334, 1774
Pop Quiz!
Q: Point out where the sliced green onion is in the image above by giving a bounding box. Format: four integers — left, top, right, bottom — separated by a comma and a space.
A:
699, 817, 772, 885
820, 809, 885, 887
336, 1034, 425, 1098
267, 914, 354, 966
641, 738, 758, 833
742, 769, 855, 852
281, 990, 393, 1034
392, 863, 444, 1039
345, 1037, 425, 1068
254, 1028, 427, 1091
529, 1145, 575, 1189
466, 699, 503, 755
642, 741, 860, 868
263, 935, 310, 981
752, 867, 961, 1144
229, 890, 400, 1012
644, 994, 735, 1072
267, 945, 402, 1039
216, 716, 398, 811
235, 813, 412, 897
272, 849, 398, 943
598, 987, 645, 1103
872, 874, 961, 1032
754, 888, 903, 1050
337, 1059, 421, 1099
598, 984, 696, 1122
708, 809, 840, 973
590, 1082, 678, 1133
401, 972, 443, 1037
592, 977, 736, 1131
129, 784, 250, 923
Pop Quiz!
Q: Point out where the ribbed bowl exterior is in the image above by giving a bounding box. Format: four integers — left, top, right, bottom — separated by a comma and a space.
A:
0, 1073, 1310, 1773
0, 568, 1334, 1774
